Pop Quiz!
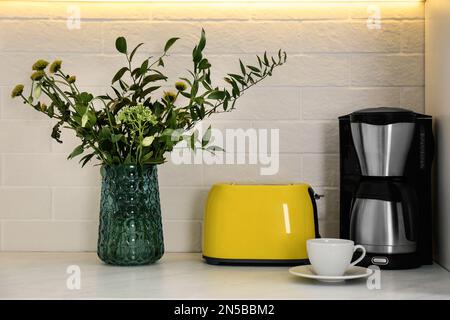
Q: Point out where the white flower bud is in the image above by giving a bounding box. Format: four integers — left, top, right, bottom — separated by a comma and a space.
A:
142, 136, 154, 147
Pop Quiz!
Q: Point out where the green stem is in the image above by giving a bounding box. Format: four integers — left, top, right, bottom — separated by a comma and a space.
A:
127, 56, 137, 87
43, 77, 74, 108
55, 71, 80, 95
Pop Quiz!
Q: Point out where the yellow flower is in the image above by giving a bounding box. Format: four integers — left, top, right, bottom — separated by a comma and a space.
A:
49, 60, 62, 73
175, 81, 187, 91
39, 103, 48, 112
67, 75, 76, 84
30, 71, 45, 81
163, 91, 177, 103
11, 84, 24, 98
32, 59, 49, 71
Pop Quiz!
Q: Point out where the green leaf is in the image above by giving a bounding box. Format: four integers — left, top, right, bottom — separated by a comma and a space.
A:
129, 84, 140, 91
140, 60, 149, 75
190, 130, 198, 150
142, 151, 153, 163
81, 113, 89, 127
97, 94, 112, 101
222, 98, 229, 111
198, 28, 206, 51
47, 104, 54, 118
189, 106, 198, 121
111, 134, 123, 143
202, 125, 212, 147
207, 90, 226, 100
142, 74, 167, 85
264, 52, 269, 66
180, 91, 191, 99
115, 36, 127, 54
88, 110, 96, 125
103, 151, 112, 163
130, 67, 141, 79
164, 37, 180, 52
129, 42, 144, 61
207, 145, 225, 153
51, 121, 62, 143
142, 86, 160, 96
68, 145, 84, 160
198, 59, 211, 70
239, 59, 246, 76
198, 104, 206, 119
229, 73, 245, 84
112, 67, 128, 84
202, 80, 212, 91
124, 152, 132, 164
193, 46, 202, 64
79, 153, 95, 167
194, 96, 205, 105
118, 79, 128, 91
228, 79, 240, 98
271, 56, 277, 65
78, 92, 93, 104
247, 65, 260, 73
100, 127, 111, 140
191, 81, 198, 97
111, 86, 121, 98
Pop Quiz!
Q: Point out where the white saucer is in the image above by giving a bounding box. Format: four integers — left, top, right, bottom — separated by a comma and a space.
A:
289, 265, 374, 283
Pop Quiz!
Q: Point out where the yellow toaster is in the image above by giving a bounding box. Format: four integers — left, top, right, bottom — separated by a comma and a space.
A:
202, 183, 321, 265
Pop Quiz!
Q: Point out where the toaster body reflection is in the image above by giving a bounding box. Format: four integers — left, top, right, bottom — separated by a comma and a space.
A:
202, 183, 320, 265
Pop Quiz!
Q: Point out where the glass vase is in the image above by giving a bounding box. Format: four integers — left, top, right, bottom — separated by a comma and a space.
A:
97, 164, 164, 266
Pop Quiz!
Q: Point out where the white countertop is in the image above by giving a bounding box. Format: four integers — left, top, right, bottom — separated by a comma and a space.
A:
0, 252, 449, 299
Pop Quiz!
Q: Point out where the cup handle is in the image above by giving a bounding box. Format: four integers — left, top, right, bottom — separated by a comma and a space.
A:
350, 245, 366, 267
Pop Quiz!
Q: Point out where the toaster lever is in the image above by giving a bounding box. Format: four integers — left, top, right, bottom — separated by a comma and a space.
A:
314, 193, 325, 200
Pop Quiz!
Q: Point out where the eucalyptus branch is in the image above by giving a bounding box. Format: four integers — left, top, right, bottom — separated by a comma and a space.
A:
207, 71, 270, 116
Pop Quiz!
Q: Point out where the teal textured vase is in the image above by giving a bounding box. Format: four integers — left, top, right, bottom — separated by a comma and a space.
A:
97, 165, 164, 266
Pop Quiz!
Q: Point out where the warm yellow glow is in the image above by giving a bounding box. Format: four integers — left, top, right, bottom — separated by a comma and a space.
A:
0, 0, 425, 17
2, 0, 426, 2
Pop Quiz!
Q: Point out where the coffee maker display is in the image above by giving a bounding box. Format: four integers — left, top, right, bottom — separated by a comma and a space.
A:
339, 107, 434, 269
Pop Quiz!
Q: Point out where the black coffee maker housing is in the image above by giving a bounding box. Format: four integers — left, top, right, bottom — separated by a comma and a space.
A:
339, 107, 434, 269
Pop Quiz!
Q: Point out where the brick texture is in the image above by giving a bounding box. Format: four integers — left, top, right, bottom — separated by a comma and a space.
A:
0, 1, 425, 252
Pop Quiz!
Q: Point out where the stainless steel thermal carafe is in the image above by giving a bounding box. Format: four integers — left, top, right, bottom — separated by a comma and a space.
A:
349, 108, 419, 259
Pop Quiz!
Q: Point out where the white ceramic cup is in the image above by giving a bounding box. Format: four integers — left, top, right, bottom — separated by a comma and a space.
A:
306, 238, 366, 277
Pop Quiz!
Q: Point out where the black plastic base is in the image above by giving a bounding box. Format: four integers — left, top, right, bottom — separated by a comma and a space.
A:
203, 255, 309, 266
356, 252, 422, 270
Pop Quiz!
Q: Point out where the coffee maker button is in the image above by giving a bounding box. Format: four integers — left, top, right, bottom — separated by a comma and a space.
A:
372, 257, 389, 265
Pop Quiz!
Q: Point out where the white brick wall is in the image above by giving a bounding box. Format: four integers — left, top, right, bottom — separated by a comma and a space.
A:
0, 2, 425, 252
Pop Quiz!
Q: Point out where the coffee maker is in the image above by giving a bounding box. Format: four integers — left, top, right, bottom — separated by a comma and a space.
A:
339, 107, 434, 269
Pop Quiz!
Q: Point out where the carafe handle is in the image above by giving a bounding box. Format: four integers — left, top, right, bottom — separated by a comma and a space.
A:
395, 183, 418, 242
